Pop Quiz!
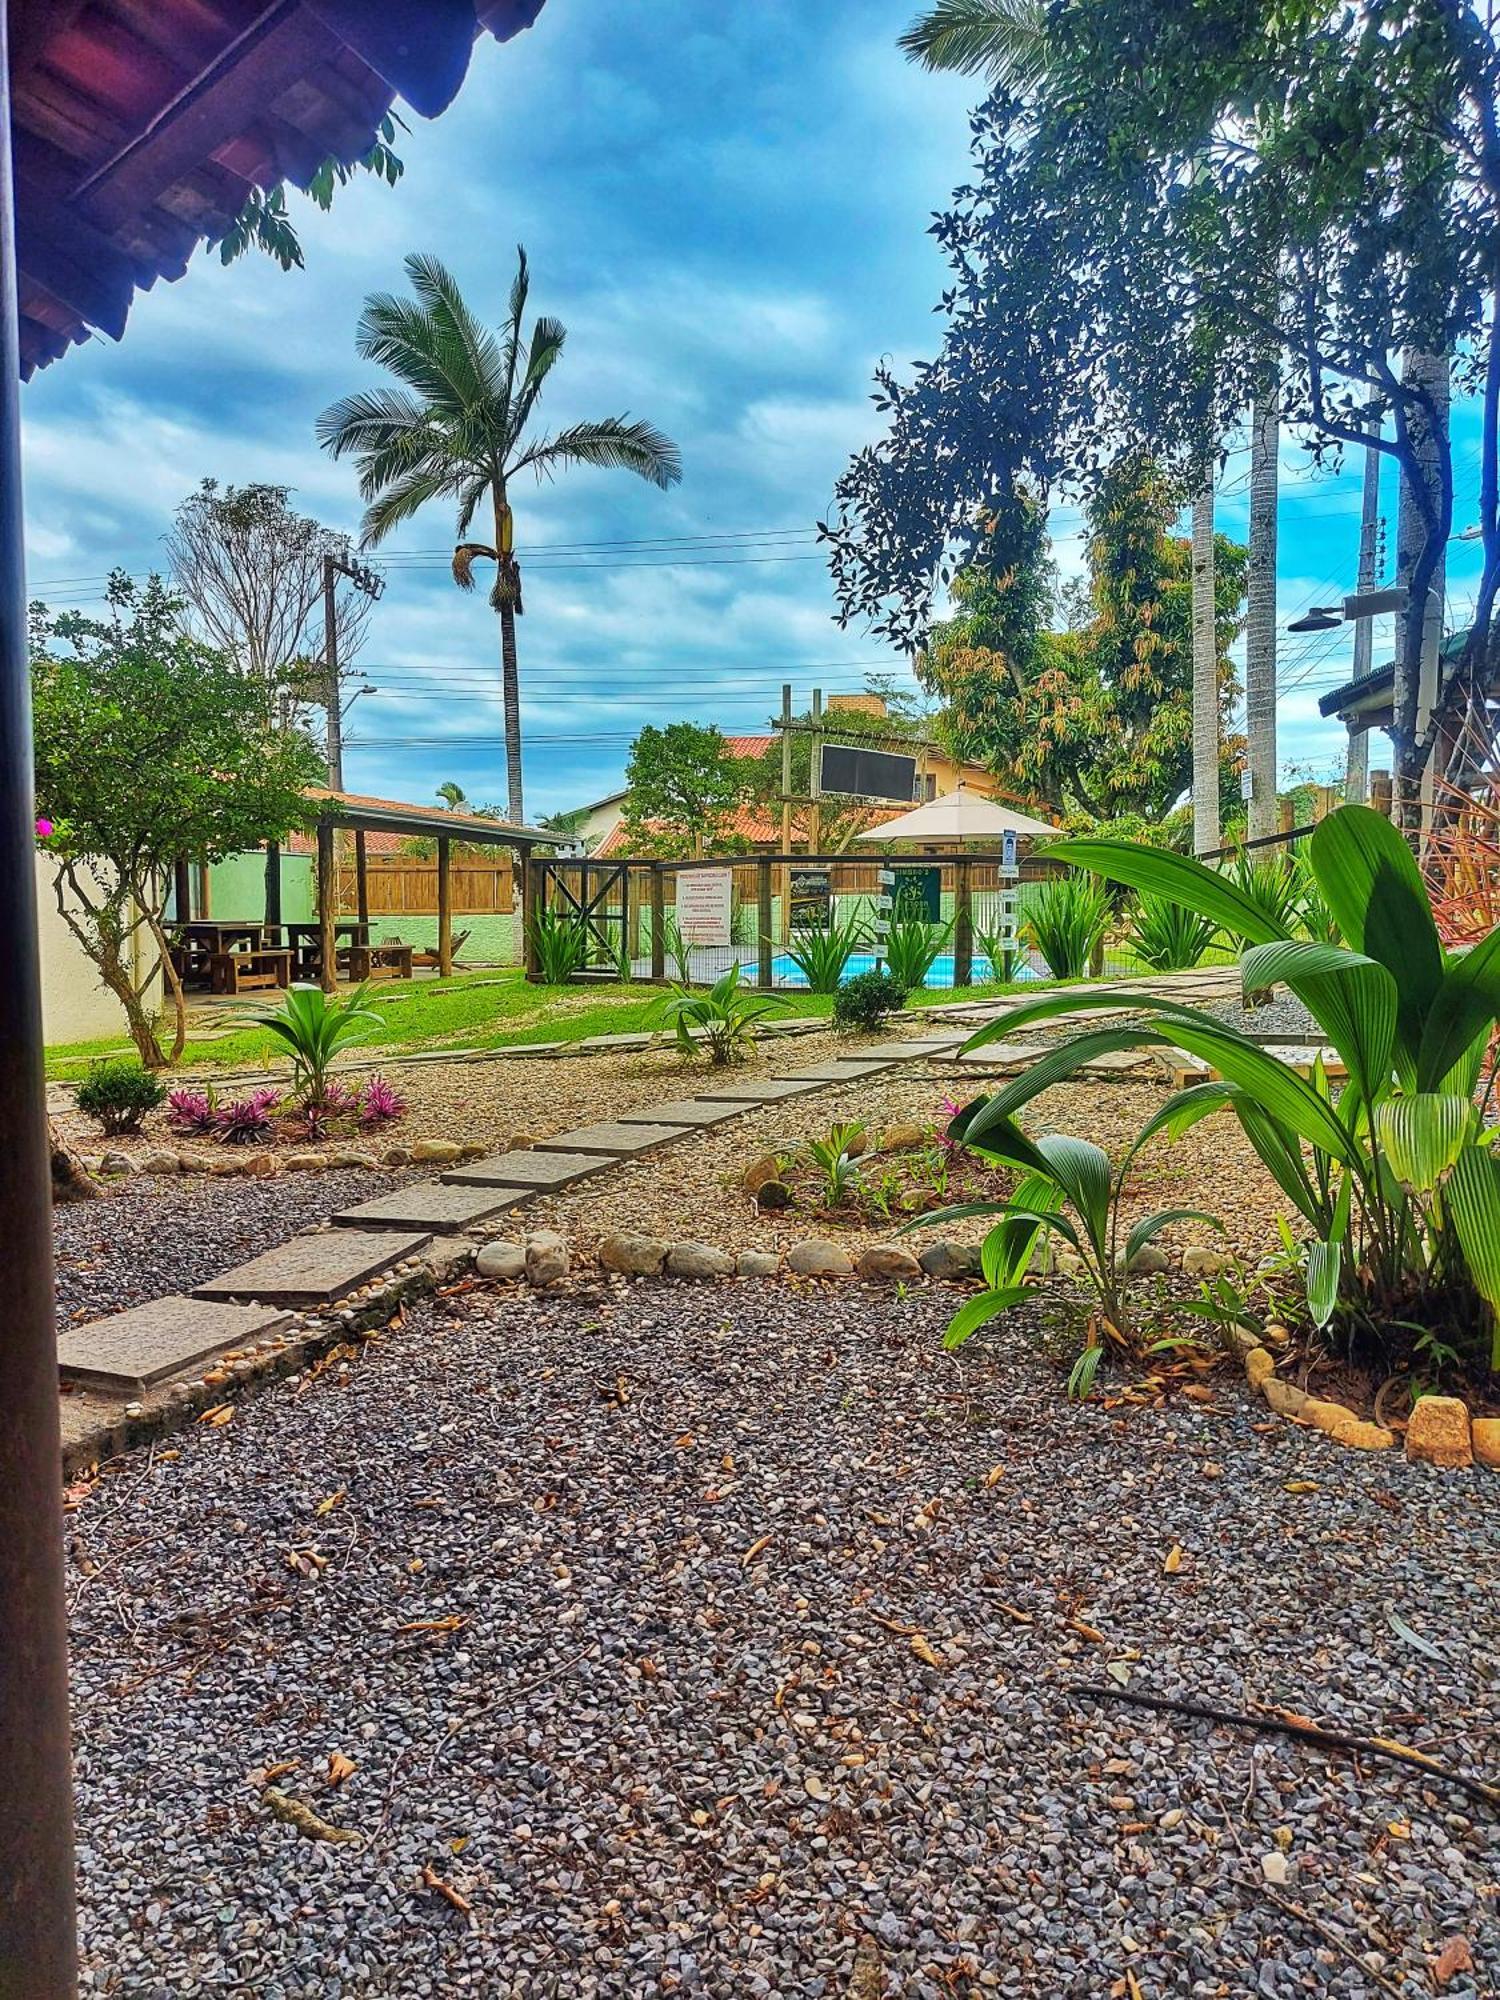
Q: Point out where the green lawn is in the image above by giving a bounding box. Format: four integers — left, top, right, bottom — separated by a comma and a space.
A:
44, 965, 1124, 1082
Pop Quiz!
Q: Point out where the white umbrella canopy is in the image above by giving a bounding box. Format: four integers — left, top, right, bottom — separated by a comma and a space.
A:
854, 784, 1058, 844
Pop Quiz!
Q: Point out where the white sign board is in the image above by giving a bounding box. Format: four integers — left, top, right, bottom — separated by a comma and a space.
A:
675, 868, 733, 947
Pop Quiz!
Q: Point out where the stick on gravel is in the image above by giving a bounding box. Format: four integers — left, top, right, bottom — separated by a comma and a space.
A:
1073, 1683, 1500, 1811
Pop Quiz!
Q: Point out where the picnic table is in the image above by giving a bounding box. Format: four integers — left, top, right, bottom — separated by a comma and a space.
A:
346, 941, 413, 982
169, 921, 275, 991
280, 920, 370, 980
209, 947, 293, 995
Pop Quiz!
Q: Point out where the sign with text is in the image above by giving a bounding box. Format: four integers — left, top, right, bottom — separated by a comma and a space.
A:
675, 868, 733, 946
789, 866, 831, 929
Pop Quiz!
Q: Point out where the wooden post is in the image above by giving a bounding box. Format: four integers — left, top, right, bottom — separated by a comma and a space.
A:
354, 828, 369, 927
757, 857, 774, 988
650, 864, 666, 980
779, 682, 794, 853
522, 853, 541, 980
808, 687, 823, 856
316, 819, 337, 994
437, 834, 453, 978
173, 855, 192, 923
618, 865, 632, 980
0, 27, 80, 1982
953, 855, 974, 988
263, 842, 281, 932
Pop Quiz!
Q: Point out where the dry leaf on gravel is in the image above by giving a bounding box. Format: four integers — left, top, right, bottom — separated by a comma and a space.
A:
1432, 1937, 1474, 1987
1283, 1479, 1319, 1494
420, 1863, 473, 1914
1162, 1544, 1184, 1575
326, 1752, 357, 1787
314, 1489, 346, 1517
909, 1633, 943, 1669
198, 1404, 233, 1427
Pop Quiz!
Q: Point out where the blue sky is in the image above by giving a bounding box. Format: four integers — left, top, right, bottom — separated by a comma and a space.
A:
20, 0, 1487, 821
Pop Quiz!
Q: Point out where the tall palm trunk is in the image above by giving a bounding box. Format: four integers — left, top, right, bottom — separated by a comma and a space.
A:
1191, 481, 1220, 856
1244, 386, 1280, 841
494, 485, 524, 824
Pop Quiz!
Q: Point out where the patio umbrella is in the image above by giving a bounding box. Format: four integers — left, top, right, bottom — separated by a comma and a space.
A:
853, 784, 1058, 843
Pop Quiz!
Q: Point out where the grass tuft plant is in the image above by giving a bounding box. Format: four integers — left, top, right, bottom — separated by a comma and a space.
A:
781, 911, 868, 993
1129, 893, 1216, 971
1021, 873, 1110, 979
528, 908, 591, 984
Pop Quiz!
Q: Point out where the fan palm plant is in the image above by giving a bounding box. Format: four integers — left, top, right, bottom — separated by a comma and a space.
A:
318, 250, 682, 823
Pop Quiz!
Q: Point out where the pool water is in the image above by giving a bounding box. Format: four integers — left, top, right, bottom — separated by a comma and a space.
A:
767, 950, 1043, 990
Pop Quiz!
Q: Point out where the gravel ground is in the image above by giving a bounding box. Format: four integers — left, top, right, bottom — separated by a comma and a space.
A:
67, 1283, 1496, 1998
53, 1168, 399, 1325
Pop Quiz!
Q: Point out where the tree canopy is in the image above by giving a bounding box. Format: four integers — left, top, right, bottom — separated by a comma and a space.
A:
918, 459, 1248, 820
31, 574, 321, 1064
621, 723, 750, 856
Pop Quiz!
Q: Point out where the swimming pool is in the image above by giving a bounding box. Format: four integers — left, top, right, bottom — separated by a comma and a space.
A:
767, 950, 1044, 990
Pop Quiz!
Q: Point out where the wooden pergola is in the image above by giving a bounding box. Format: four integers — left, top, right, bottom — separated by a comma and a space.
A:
1, 5, 550, 1992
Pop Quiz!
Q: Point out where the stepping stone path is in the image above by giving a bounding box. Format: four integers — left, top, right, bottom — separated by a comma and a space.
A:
534, 1121, 693, 1158
194, 1230, 430, 1308
696, 1077, 826, 1103
617, 1099, 744, 1128
954, 1040, 1052, 1068
57, 1296, 294, 1394
775, 1057, 903, 1082
439, 1149, 613, 1190
332, 1182, 533, 1234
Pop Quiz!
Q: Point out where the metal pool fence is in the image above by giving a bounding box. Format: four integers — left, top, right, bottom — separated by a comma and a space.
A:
523, 850, 1144, 991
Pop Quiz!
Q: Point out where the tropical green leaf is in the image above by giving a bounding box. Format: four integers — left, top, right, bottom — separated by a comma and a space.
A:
1230, 1096, 1331, 1228
1305, 1238, 1341, 1329
1417, 925, 1500, 1089
1375, 1093, 1473, 1192
1309, 806, 1444, 1076
1126, 1081, 1237, 1156
1239, 939, 1397, 1104
1125, 1208, 1223, 1266
981, 1175, 1062, 1288
1051, 836, 1295, 943
942, 1286, 1033, 1349
1445, 1148, 1500, 1364
1035, 1133, 1111, 1249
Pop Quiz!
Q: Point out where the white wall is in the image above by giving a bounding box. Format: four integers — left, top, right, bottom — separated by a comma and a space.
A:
36, 855, 158, 1047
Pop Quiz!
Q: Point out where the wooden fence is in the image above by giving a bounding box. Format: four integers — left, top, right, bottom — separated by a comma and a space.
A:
336, 854, 513, 917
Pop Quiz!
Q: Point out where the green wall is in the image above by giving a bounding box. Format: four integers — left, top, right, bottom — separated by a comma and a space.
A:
206, 850, 315, 922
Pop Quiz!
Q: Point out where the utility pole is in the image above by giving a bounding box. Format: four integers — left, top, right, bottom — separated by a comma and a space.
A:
1345, 404, 1383, 804
322, 553, 384, 792
1191, 483, 1220, 855
808, 687, 823, 855
1392, 351, 1450, 832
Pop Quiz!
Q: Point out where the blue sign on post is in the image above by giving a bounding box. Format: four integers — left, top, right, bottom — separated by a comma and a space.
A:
1002, 828, 1017, 871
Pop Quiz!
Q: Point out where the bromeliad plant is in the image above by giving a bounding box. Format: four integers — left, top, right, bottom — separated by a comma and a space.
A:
528, 908, 591, 984
914, 1097, 1221, 1397
961, 806, 1500, 1377
804, 1120, 868, 1208
658, 963, 783, 1065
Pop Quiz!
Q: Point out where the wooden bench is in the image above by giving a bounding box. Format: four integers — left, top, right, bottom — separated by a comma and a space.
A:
382, 929, 470, 972
209, 948, 293, 996
346, 942, 414, 982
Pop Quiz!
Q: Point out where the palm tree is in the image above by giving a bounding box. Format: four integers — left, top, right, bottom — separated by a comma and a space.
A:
436, 780, 468, 810
318, 250, 682, 824
904, 1, 1277, 849
1191, 486, 1221, 855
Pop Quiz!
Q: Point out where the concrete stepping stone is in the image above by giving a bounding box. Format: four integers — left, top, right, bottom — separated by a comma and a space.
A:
694, 1077, 826, 1103
534, 1120, 692, 1157
954, 1040, 1053, 1068
577, 1031, 656, 1052
617, 1099, 744, 1127
439, 1149, 613, 1190
332, 1182, 533, 1234
759, 1016, 826, 1033
855, 1038, 968, 1060
194, 1229, 430, 1307
775, 1057, 902, 1082
57, 1296, 294, 1395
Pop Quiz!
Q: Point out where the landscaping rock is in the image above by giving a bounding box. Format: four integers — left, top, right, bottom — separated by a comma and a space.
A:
1333, 1418, 1396, 1451
736, 1249, 781, 1278
99, 1151, 136, 1177
241, 1151, 277, 1178
328, 1149, 378, 1170
1405, 1394, 1473, 1469
879, 1121, 927, 1153
379, 1145, 412, 1167
411, 1138, 463, 1164
174, 1152, 202, 1174
508, 1133, 536, 1151
598, 1232, 669, 1277
1303, 1396, 1360, 1439
281, 1151, 324, 1171
1472, 1417, 1500, 1469
458, 1139, 490, 1160
787, 1239, 855, 1278
753, 1179, 793, 1211
525, 1231, 570, 1288
742, 1154, 783, 1196
1245, 1346, 1275, 1389
918, 1240, 982, 1281
857, 1244, 923, 1284
1052, 1247, 1085, 1277
138, 1150, 180, 1176
207, 1157, 243, 1177
1261, 1378, 1307, 1419
666, 1241, 736, 1280
1182, 1245, 1230, 1278
1124, 1243, 1170, 1274
475, 1240, 526, 1281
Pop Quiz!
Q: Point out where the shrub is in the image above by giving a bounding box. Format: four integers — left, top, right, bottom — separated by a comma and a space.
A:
215, 1087, 280, 1144
76, 1058, 166, 1135
882, 912, 953, 991
359, 1074, 406, 1124
834, 967, 908, 1032
658, 963, 783, 1064
1021, 872, 1111, 978
925, 1098, 1220, 1394
528, 908, 590, 984
781, 911, 868, 993
1130, 893, 1216, 971
251, 983, 382, 1109
971, 805, 1500, 1380
167, 1085, 218, 1134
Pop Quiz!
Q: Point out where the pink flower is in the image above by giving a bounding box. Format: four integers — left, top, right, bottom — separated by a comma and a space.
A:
35, 818, 53, 839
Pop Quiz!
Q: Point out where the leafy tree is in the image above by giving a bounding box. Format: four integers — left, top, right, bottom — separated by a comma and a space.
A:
214, 113, 406, 271
919, 459, 1248, 822
164, 480, 369, 737
621, 723, 749, 857
319, 249, 682, 824
435, 781, 469, 810
31, 575, 321, 1067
